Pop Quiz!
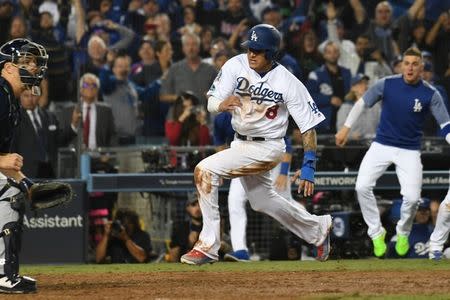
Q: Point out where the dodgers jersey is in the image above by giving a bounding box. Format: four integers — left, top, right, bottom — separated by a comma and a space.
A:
363, 74, 450, 150
207, 54, 325, 139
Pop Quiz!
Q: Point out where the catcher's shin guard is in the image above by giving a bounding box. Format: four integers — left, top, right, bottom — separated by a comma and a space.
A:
1, 222, 22, 280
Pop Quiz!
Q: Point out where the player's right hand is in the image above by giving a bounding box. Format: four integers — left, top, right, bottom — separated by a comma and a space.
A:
219, 95, 242, 112
335, 127, 350, 147
0, 153, 23, 171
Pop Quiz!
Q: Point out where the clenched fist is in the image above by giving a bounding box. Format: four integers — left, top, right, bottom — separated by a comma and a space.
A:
0, 153, 23, 171
335, 126, 350, 147
219, 95, 242, 112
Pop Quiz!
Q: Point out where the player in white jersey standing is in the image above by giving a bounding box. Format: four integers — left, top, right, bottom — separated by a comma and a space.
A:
428, 177, 450, 260
335, 47, 450, 258
180, 24, 333, 265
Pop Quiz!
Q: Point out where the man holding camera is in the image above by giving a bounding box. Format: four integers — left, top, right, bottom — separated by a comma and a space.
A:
95, 208, 152, 263
167, 192, 203, 262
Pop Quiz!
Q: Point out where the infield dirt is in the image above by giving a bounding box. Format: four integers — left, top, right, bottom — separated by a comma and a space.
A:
14, 269, 450, 299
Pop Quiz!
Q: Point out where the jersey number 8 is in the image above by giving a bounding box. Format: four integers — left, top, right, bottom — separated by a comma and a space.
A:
265, 105, 279, 119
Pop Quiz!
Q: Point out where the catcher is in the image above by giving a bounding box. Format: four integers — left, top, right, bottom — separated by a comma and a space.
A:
0, 39, 72, 294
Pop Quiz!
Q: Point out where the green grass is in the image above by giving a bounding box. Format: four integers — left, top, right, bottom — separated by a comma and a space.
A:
21, 259, 450, 275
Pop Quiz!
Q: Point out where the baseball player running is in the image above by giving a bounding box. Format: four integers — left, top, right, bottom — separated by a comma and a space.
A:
335, 47, 450, 258
180, 24, 332, 265
0, 39, 48, 293
214, 112, 296, 261
429, 176, 450, 260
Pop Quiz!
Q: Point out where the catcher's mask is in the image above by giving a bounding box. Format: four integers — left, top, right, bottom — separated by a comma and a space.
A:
0, 38, 48, 96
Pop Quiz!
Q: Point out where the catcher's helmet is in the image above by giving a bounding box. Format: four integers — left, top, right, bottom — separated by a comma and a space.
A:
0, 38, 48, 95
241, 24, 281, 60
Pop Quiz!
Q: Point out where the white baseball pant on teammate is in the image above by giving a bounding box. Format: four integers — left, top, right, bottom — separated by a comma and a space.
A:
194, 139, 331, 259
429, 188, 450, 253
228, 163, 294, 252
355, 142, 422, 239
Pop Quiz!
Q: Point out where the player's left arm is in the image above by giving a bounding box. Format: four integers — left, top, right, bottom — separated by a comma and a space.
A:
275, 137, 293, 191
286, 79, 323, 197
429, 91, 450, 144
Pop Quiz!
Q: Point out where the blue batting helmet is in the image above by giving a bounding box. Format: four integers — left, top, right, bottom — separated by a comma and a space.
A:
241, 24, 281, 60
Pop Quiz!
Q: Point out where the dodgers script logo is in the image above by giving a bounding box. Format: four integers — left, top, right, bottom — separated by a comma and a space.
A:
235, 77, 283, 104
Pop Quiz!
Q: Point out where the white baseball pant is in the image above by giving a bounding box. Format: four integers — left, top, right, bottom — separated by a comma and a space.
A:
194, 139, 331, 259
228, 163, 294, 252
0, 174, 21, 275
429, 189, 450, 252
355, 142, 422, 239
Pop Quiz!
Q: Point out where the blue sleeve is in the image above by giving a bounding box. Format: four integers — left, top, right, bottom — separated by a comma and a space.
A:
213, 114, 227, 146
430, 90, 450, 128
99, 66, 117, 95
305, 71, 331, 108
133, 80, 161, 101
283, 136, 293, 154
362, 77, 386, 107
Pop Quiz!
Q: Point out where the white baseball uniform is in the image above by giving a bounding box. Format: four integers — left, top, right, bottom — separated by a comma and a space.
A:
344, 75, 450, 240
429, 184, 450, 253
228, 163, 294, 252
193, 54, 332, 259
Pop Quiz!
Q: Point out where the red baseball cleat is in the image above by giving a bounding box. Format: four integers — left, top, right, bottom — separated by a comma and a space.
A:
180, 249, 218, 265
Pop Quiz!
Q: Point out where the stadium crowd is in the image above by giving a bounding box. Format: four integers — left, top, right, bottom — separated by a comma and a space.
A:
1, 0, 448, 149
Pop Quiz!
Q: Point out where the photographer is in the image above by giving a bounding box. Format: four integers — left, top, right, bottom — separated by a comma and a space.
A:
165, 91, 210, 146
95, 208, 152, 263
167, 192, 203, 262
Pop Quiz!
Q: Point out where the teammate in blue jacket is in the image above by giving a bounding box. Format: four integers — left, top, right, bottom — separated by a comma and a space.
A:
335, 47, 450, 258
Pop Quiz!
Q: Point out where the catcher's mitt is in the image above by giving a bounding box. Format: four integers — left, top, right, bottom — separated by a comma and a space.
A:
29, 182, 74, 210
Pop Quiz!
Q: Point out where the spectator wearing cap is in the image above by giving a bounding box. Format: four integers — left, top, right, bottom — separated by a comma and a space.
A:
351, 33, 392, 86
337, 73, 380, 141
387, 197, 433, 259
165, 91, 210, 146
167, 192, 203, 263
319, 2, 358, 75
160, 32, 217, 107
306, 41, 351, 134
